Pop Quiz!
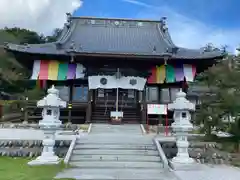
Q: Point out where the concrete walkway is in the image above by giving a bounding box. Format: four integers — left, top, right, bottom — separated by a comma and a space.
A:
90, 123, 142, 134
55, 124, 178, 180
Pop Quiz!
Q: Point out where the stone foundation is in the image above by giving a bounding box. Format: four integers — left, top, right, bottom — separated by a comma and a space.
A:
159, 141, 231, 165
0, 140, 71, 158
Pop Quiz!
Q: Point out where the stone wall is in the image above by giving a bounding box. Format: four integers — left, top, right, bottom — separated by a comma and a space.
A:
160, 141, 231, 165
0, 140, 71, 158
0, 123, 80, 131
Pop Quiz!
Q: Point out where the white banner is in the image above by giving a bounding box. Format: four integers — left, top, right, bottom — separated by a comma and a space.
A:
88, 75, 146, 90
30, 60, 40, 80
76, 63, 86, 79
147, 104, 167, 115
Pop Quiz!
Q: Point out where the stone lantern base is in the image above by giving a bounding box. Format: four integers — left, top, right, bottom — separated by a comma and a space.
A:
172, 156, 195, 164
28, 152, 60, 166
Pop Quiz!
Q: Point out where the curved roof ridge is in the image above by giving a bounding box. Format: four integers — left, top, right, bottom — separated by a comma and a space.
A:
57, 19, 78, 45
155, 23, 173, 49
164, 30, 177, 47
56, 24, 70, 42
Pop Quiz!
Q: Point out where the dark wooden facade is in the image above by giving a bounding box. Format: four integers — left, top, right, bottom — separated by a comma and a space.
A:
4, 16, 223, 124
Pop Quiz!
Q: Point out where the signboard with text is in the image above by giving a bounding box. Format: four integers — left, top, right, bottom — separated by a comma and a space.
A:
147, 104, 167, 115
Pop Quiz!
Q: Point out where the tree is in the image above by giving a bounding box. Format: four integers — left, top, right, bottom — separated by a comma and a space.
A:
0, 28, 44, 93
45, 28, 63, 42
4, 27, 45, 44
0, 27, 62, 94
194, 51, 240, 151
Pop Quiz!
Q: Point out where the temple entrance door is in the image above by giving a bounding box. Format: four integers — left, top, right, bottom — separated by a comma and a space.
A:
93, 89, 140, 124
94, 89, 138, 108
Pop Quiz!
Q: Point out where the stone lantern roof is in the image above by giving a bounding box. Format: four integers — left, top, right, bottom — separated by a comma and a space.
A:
168, 90, 195, 111
37, 85, 66, 108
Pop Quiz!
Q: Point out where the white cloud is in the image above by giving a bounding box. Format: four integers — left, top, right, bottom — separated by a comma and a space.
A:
123, 0, 240, 53
164, 10, 240, 53
0, 0, 82, 35
122, 0, 154, 8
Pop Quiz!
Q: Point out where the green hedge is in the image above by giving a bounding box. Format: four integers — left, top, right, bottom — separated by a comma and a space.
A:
0, 100, 25, 115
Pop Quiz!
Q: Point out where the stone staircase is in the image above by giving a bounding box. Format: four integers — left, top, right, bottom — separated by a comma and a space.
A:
70, 135, 161, 168
56, 124, 177, 180
91, 106, 140, 124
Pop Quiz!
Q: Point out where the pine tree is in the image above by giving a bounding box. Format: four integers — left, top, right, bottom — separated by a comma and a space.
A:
194, 51, 240, 151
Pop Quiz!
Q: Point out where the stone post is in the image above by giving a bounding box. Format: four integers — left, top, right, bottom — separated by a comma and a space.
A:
168, 90, 195, 164
28, 85, 66, 165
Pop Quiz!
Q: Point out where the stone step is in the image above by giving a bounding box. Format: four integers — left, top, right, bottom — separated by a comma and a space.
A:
72, 149, 159, 156
90, 126, 141, 129
90, 117, 140, 120
92, 111, 138, 114
92, 115, 140, 118
76, 138, 151, 144
77, 134, 151, 142
74, 144, 157, 150
70, 161, 163, 169
88, 131, 143, 135
55, 168, 171, 180
70, 154, 161, 162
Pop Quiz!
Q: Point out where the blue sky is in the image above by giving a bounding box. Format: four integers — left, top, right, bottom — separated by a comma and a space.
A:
73, 0, 240, 53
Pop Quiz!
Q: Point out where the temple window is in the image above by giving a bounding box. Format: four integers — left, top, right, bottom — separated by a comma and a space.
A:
146, 87, 158, 103
55, 86, 70, 101
160, 88, 170, 103
170, 88, 180, 101
72, 86, 88, 102
160, 87, 180, 103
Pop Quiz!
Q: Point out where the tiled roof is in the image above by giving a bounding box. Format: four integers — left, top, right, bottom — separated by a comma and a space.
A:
4, 16, 223, 59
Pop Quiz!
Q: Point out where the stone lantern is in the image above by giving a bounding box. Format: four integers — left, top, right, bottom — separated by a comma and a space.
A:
28, 85, 66, 165
168, 90, 195, 164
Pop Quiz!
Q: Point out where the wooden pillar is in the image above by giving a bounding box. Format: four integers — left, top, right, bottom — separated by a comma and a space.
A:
86, 89, 93, 123
23, 97, 28, 123
182, 80, 189, 93
68, 82, 73, 124
140, 89, 147, 124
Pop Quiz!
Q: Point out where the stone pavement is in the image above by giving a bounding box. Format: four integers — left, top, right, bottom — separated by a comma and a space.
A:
55, 124, 240, 180
55, 124, 179, 180
174, 164, 240, 180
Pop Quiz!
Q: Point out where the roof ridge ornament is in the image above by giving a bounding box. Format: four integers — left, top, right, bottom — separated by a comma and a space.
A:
152, 46, 157, 53
160, 17, 168, 33
69, 40, 77, 51
23, 43, 30, 48
66, 40, 77, 63
55, 42, 62, 49
66, 13, 72, 28
166, 47, 179, 54
203, 43, 221, 53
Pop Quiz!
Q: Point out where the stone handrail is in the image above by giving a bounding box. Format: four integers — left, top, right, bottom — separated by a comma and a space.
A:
64, 136, 77, 164
153, 138, 171, 170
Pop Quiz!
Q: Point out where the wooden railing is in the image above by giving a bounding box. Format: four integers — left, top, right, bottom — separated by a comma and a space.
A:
25, 100, 88, 123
